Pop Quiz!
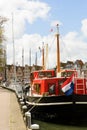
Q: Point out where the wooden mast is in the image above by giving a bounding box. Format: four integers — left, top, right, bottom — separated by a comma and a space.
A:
44, 43, 48, 69
56, 24, 60, 74
39, 42, 45, 70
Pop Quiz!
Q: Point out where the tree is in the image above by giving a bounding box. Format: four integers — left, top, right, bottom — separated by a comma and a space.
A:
0, 16, 7, 80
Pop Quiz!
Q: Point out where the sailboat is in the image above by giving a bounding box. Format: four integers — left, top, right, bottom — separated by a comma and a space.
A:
25, 24, 87, 121
6, 13, 23, 97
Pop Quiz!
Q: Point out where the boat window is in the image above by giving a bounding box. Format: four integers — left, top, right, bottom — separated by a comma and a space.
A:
39, 71, 53, 78
48, 84, 55, 95
61, 71, 73, 77
34, 84, 40, 94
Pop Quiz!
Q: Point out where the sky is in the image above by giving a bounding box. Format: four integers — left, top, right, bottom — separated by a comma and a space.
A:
1, 0, 87, 68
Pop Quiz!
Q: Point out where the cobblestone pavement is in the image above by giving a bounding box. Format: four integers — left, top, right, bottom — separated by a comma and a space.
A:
0, 87, 26, 130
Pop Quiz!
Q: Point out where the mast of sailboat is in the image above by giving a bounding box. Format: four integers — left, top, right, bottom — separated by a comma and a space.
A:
56, 24, 60, 75
35, 52, 37, 65
39, 42, 45, 70
12, 13, 16, 82
42, 42, 45, 69
44, 43, 48, 69
22, 48, 24, 67
29, 48, 31, 66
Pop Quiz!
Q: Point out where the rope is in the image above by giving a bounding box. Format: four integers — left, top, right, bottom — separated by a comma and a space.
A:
28, 96, 43, 112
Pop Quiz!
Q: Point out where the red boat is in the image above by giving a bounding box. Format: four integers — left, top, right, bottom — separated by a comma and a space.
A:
26, 25, 87, 122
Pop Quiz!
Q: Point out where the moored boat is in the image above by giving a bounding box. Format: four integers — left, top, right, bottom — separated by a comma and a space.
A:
25, 25, 87, 121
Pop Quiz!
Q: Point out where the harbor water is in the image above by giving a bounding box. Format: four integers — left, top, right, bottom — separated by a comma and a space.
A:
33, 119, 87, 130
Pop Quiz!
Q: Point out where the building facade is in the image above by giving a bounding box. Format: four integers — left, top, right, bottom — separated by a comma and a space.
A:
6, 64, 42, 84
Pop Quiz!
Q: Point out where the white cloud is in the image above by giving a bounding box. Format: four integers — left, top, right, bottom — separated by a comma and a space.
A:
6, 20, 87, 68
81, 19, 87, 37
0, 0, 51, 66
2, 0, 51, 39
1, 0, 87, 69
60, 31, 87, 63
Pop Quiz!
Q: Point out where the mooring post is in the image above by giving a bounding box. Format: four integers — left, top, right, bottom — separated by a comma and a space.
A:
22, 105, 27, 115
25, 111, 31, 129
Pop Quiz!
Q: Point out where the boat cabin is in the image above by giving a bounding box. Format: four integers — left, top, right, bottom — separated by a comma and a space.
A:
32, 77, 61, 96
30, 69, 87, 96
30, 70, 55, 82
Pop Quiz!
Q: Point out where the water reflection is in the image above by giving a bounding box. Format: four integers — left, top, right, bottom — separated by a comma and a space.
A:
33, 119, 87, 130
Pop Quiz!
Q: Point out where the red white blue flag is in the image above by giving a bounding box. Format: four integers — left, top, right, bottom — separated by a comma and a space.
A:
61, 74, 74, 96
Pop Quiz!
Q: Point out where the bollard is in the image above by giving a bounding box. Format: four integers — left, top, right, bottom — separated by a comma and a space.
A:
22, 105, 27, 112
22, 105, 27, 115
19, 98, 23, 102
20, 101, 25, 105
25, 111, 31, 129
20, 101, 25, 110
18, 95, 21, 99
31, 124, 40, 130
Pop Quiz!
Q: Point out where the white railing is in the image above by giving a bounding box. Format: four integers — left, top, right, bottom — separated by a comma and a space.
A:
75, 72, 87, 94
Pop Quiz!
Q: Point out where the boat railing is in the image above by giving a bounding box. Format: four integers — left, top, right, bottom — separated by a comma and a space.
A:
74, 72, 87, 94
78, 73, 87, 81
75, 77, 85, 94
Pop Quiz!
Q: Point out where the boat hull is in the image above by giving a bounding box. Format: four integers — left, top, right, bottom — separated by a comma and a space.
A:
26, 94, 87, 122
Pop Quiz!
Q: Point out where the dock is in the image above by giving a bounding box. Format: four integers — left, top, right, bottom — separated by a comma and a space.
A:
0, 86, 27, 130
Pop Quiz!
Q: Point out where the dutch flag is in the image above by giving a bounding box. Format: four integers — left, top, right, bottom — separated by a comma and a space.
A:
61, 74, 74, 96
